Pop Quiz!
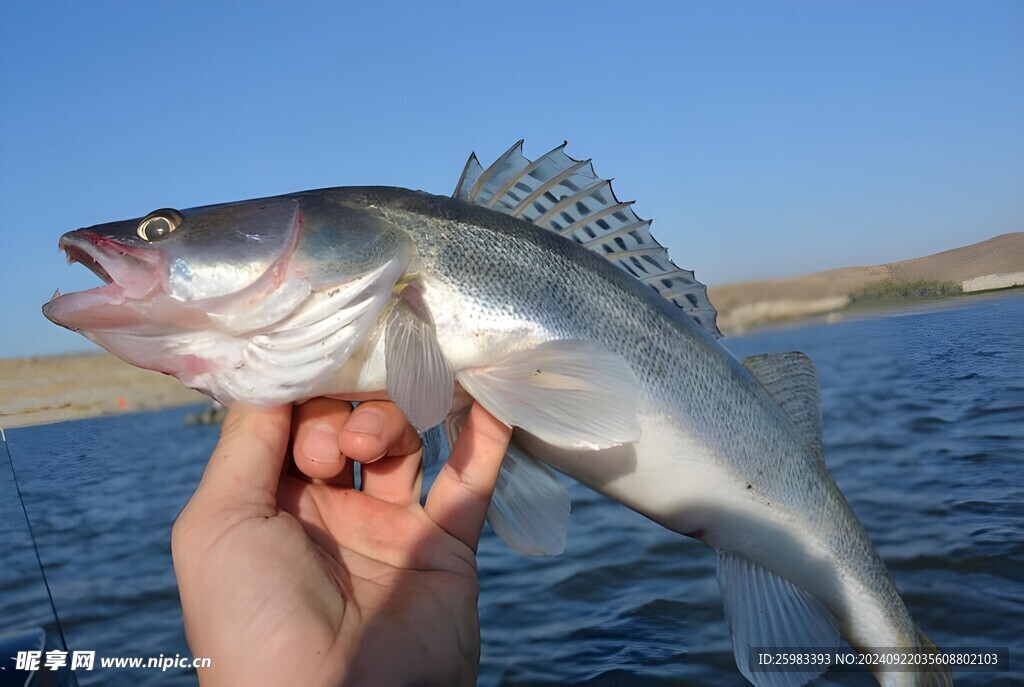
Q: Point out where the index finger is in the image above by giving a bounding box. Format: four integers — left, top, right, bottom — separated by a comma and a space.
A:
424, 403, 511, 550
193, 402, 292, 511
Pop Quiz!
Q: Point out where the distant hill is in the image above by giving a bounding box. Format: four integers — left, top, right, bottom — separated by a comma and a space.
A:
709, 232, 1024, 333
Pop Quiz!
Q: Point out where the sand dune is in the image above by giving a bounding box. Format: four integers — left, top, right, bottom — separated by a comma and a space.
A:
709, 232, 1024, 332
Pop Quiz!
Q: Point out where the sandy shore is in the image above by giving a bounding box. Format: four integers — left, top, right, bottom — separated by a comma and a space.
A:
0, 354, 207, 430
710, 232, 1023, 333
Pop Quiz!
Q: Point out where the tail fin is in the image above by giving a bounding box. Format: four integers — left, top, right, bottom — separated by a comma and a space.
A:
717, 551, 953, 687
909, 627, 953, 687
864, 627, 953, 687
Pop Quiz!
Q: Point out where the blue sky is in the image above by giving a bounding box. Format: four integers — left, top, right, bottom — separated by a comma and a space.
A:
1, 1, 1022, 357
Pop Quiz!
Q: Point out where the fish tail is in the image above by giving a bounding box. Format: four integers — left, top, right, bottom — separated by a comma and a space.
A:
905, 626, 952, 687
871, 627, 953, 686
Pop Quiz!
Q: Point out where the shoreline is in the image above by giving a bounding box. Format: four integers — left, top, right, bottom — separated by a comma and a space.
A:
709, 233, 1024, 334
0, 354, 207, 430
717, 284, 1024, 336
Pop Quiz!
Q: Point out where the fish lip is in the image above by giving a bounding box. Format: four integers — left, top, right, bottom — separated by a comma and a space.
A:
44, 230, 168, 327
57, 231, 166, 298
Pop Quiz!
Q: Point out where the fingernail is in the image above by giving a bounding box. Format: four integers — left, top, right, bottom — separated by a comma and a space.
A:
305, 423, 342, 464
345, 408, 384, 435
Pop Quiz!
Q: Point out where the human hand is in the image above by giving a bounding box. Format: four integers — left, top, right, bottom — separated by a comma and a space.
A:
171, 398, 512, 687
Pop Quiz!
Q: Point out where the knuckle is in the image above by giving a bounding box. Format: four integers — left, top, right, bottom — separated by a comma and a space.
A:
296, 397, 351, 421
444, 462, 489, 499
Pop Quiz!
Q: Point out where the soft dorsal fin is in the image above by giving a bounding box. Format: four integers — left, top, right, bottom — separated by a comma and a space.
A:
454, 140, 721, 338
743, 352, 823, 459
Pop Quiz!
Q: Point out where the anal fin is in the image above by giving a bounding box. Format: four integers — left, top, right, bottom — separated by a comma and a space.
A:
717, 550, 840, 687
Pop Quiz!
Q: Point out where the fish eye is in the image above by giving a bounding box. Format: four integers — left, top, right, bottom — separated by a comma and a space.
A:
137, 209, 183, 242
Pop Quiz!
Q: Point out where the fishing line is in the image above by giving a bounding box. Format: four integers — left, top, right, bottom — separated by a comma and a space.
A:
1, 426, 75, 666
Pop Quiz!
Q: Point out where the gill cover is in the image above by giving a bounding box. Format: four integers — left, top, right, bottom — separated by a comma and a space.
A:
163, 195, 414, 403
147, 198, 303, 302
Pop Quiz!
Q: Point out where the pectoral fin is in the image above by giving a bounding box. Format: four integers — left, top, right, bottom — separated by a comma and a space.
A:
385, 299, 454, 431
456, 339, 640, 450
717, 551, 840, 687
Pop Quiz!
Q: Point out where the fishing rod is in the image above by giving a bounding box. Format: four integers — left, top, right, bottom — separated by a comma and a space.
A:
2, 425, 78, 686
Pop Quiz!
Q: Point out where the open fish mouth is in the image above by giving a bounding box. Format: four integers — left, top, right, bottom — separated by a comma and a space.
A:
43, 231, 167, 330
63, 241, 115, 284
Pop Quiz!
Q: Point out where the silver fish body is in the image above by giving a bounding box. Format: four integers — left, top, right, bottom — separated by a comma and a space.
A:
353, 189, 936, 685
45, 180, 949, 686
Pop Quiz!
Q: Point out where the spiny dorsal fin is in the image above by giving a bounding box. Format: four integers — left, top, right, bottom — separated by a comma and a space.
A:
453, 141, 721, 338
453, 152, 484, 201
743, 352, 823, 459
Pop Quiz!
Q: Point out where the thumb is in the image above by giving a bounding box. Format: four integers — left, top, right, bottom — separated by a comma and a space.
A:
194, 402, 292, 510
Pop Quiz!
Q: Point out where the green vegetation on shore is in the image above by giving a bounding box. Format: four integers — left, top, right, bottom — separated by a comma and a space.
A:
853, 278, 963, 302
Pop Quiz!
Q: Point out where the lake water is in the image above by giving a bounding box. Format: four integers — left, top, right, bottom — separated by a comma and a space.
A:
2, 292, 1022, 686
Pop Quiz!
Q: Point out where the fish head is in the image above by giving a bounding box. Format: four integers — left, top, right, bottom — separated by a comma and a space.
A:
48, 195, 301, 303
43, 197, 304, 381
43, 190, 412, 403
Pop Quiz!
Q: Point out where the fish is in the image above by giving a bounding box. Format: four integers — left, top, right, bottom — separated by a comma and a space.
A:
43, 141, 950, 686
